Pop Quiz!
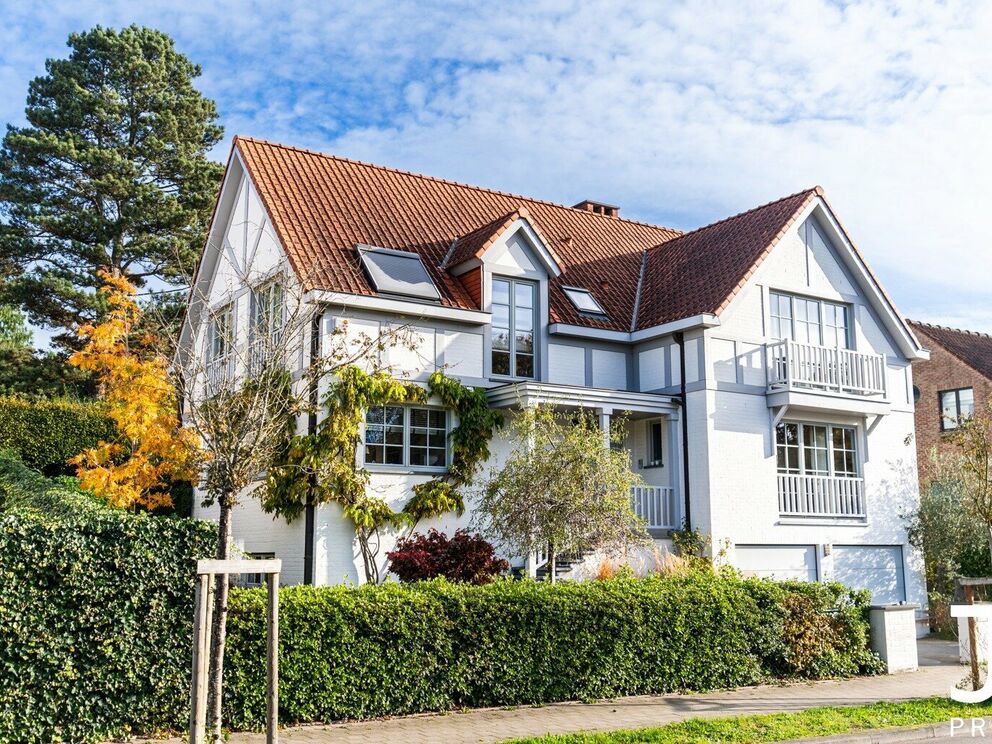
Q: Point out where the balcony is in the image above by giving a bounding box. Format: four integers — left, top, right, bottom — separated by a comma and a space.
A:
766, 340, 886, 397
778, 473, 866, 519
631, 485, 677, 530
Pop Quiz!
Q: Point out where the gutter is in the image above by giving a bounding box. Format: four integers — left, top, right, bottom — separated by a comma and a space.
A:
303, 312, 320, 585
674, 331, 691, 529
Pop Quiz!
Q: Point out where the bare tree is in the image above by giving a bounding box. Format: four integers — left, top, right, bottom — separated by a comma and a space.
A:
169, 247, 421, 741
954, 399, 992, 565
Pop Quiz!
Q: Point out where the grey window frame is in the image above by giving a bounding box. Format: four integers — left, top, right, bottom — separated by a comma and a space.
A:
207, 302, 235, 367
769, 291, 851, 349
490, 276, 537, 380
363, 405, 450, 471
646, 419, 664, 468
776, 421, 860, 478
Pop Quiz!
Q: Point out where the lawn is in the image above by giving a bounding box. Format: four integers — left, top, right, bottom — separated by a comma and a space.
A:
506, 698, 986, 743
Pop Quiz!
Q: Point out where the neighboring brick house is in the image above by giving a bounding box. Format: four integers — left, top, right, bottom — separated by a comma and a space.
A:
907, 321, 992, 470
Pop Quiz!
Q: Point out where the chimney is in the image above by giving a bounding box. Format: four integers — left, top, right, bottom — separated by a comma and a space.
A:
572, 200, 619, 218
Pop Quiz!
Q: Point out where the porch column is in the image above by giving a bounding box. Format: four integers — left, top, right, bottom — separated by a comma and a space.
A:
595, 407, 612, 448
667, 412, 684, 528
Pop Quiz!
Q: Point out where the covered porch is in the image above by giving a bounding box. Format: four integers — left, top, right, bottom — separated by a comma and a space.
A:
486, 381, 685, 534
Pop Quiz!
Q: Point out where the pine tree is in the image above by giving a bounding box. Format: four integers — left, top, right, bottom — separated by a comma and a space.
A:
0, 25, 223, 350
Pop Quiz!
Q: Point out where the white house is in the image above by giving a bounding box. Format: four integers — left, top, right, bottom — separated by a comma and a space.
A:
180, 137, 929, 624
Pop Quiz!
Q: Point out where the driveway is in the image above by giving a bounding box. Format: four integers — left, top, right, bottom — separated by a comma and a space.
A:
144, 639, 966, 744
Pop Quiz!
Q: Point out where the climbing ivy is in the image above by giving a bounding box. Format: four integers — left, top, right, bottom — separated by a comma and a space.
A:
264, 367, 501, 583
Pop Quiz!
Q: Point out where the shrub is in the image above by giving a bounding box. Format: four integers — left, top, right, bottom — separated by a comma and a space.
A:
0, 395, 116, 475
222, 571, 880, 729
387, 529, 509, 584
0, 508, 217, 743
0, 450, 104, 516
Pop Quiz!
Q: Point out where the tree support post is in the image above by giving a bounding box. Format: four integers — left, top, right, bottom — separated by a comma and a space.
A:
190, 558, 282, 744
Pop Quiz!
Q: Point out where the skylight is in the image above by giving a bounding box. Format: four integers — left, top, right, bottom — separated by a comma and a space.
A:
563, 286, 606, 315
357, 245, 441, 302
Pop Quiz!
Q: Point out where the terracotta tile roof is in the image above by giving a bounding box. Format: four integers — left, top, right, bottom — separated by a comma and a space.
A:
233, 136, 824, 332
907, 321, 992, 379
636, 188, 819, 328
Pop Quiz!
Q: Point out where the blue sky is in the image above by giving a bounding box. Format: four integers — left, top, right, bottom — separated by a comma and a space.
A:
3, 0, 992, 337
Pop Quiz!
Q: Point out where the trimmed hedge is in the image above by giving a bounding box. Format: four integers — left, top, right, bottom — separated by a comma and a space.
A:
0, 395, 116, 475
0, 509, 217, 743
222, 574, 881, 729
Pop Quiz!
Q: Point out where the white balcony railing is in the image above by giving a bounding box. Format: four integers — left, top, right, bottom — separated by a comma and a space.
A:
206, 356, 232, 394
778, 474, 866, 518
766, 340, 886, 397
631, 485, 677, 529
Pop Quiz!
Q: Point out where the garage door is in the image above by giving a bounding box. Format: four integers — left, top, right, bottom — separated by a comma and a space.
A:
832, 545, 906, 604
736, 545, 817, 582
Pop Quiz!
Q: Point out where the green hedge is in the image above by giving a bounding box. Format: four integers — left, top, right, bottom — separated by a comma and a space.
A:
222, 574, 881, 729
0, 395, 116, 475
0, 509, 217, 743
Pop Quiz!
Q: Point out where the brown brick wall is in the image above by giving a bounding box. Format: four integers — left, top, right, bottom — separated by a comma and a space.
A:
913, 330, 992, 474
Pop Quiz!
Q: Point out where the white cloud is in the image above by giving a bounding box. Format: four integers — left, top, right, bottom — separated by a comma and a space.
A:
2, 0, 992, 331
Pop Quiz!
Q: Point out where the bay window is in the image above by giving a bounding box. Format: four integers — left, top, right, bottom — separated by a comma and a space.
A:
365, 406, 449, 469
492, 277, 536, 378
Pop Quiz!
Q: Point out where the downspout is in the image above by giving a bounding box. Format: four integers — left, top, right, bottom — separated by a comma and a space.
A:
674, 331, 691, 529
303, 311, 321, 585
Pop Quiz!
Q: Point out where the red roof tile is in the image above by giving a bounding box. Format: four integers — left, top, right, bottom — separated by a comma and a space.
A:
907, 321, 992, 379
636, 189, 819, 328
232, 137, 824, 332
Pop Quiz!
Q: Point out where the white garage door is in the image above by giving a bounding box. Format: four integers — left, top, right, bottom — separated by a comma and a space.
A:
832, 545, 906, 604
736, 545, 817, 582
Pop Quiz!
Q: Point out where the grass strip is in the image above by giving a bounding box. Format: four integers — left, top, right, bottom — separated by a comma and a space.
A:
506, 697, 987, 743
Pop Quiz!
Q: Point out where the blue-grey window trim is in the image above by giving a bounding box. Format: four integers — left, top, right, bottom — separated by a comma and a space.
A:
363, 404, 451, 473
490, 276, 538, 380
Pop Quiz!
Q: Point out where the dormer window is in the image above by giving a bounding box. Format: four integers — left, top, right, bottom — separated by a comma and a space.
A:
563, 286, 606, 316
357, 245, 440, 302
491, 277, 535, 379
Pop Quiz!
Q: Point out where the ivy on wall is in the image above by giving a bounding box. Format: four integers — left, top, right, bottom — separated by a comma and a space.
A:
264, 368, 502, 582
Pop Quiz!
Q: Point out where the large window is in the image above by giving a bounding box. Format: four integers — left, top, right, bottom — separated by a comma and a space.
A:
940, 388, 974, 431
776, 422, 859, 478
769, 292, 850, 349
364, 406, 448, 468
491, 277, 536, 378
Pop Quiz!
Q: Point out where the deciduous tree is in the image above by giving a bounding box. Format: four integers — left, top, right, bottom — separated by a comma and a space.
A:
477, 406, 646, 582
68, 270, 198, 509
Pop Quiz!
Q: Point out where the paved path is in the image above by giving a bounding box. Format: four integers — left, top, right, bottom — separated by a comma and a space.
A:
145, 640, 967, 744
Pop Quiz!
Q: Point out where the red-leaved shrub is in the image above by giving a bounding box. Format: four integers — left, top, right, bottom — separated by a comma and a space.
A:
387, 529, 509, 584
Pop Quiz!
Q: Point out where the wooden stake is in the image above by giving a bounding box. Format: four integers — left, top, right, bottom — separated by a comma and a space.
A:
190, 573, 213, 744
266, 572, 279, 744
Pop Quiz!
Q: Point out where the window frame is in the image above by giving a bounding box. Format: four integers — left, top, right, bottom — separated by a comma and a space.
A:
645, 419, 664, 468
939, 387, 975, 432
775, 420, 861, 479
768, 291, 851, 349
490, 276, 538, 380
250, 281, 285, 341
206, 302, 235, 367
363, 404, 451, 472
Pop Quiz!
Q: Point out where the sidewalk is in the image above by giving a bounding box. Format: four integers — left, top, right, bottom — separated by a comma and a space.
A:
147, 640, 966, 744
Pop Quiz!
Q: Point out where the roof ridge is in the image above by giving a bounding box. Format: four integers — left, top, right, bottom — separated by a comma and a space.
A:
233, 135, 682, 235
661, 186, 821, 242
908, 319, 992, 340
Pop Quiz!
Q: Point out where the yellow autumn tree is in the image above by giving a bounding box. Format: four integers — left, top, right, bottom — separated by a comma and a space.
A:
69, 270, 200, 509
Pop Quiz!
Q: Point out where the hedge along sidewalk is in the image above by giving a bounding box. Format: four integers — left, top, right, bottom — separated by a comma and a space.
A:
135, 642, 966, 744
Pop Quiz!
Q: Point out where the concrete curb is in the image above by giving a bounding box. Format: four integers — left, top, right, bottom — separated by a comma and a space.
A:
788, 717, 992, 742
